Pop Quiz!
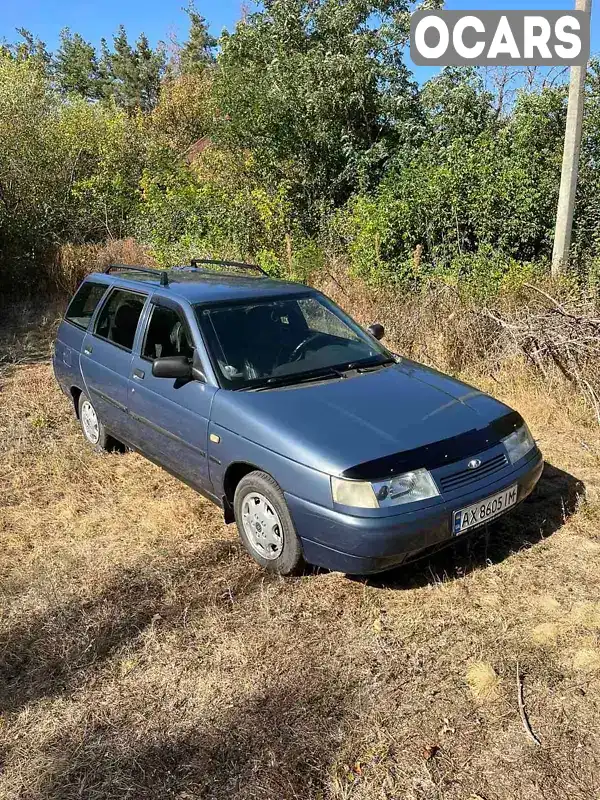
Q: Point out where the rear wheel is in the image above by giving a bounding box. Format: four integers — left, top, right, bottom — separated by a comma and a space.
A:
234, 471, 305, 575
78, 392, 113, 452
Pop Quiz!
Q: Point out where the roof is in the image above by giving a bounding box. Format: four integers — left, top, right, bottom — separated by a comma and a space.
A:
87, 267, 313, 305
181, 135, 212, 164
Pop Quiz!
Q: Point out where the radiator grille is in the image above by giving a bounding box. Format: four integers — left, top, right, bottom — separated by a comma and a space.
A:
439, 453, 508, 493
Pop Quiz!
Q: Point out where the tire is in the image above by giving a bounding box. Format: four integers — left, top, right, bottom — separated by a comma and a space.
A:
234, 471, 305, 575
78, 391, 113, 452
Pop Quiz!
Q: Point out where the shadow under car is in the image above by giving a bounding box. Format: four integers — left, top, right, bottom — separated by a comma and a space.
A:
351, 461, 584, 590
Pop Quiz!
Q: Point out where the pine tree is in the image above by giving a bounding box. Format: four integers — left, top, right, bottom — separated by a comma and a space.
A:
1, 28, 51, 73
101, 26, 165, 113
98, 38, 114, 100
179, 5, 217, 75
55, 28, 102, 99
106, 25, 139, 111
135, 33, 165, 112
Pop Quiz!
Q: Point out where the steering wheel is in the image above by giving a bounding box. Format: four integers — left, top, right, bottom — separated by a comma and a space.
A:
289, 332, 330, 363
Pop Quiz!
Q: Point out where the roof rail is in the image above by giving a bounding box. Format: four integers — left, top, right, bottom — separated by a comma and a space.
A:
105, 264, 169, 287
189, 258, 267, 277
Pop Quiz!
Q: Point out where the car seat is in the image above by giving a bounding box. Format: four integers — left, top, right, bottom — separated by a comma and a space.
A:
111, 303, 141, 348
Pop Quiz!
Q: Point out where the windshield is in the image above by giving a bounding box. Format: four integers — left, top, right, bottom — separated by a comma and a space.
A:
195, 293, 393, 390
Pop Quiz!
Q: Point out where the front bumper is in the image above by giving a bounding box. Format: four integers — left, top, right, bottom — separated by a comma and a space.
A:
286, 450, 544, 575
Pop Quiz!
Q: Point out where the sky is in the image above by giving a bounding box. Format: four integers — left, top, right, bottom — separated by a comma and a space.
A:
0, 0, 598, 83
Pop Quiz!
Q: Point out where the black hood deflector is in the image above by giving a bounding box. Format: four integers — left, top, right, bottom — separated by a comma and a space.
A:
342, 411, 524, 481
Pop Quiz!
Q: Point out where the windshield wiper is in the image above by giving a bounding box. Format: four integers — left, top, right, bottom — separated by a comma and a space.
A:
343, 356, 397, 373
249, 366, 345, 391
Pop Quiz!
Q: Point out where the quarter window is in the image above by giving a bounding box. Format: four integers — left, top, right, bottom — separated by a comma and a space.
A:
65, 282, 107, 330
94, 289, 146, 352
143, 305, 194, 361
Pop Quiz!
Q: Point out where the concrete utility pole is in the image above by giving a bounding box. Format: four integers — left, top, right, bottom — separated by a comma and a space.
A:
552, 0, 592, 277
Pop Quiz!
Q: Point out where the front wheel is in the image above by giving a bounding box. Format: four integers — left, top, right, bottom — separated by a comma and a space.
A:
234, 471, 305, 575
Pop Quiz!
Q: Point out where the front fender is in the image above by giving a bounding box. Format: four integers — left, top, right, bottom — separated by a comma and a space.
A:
208, 422, 333, 509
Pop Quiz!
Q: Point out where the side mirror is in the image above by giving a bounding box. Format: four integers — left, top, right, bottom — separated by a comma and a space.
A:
368, 323, 385, 341
152, 356, 193, 380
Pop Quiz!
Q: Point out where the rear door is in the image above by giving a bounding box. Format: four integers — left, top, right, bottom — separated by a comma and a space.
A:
126, 296, 217, 493
80, 287, 148, 440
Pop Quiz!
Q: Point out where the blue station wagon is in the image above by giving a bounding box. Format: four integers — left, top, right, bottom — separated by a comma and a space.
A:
53, 262, 544, 575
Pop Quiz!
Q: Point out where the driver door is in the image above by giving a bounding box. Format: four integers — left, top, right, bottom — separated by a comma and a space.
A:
127, 297, 217, 494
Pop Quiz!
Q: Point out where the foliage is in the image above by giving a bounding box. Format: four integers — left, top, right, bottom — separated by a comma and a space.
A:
2, 2, 600, 300
56, 99, 146, 241
55, 28, 103, 100
178, 5, 217, 75
100, 27, 166, 113
334, 72, 568, 286
0, 28, 51, 72
149, 72, 214, 152
0, 56, 64, 279
213, 0, 421, 231
574, 59, 600, 270
136, 144, 296, 273
420, 67, 496, 146
0, 55, 145, 287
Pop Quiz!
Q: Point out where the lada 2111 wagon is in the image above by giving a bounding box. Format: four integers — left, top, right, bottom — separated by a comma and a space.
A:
53, 261, 544, 575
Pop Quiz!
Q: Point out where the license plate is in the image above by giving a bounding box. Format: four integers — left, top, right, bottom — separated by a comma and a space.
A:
453, 485, 518, 535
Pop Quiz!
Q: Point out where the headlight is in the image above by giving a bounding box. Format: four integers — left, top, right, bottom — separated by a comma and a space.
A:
331, 468, 439, 509
502, 424, 535, 464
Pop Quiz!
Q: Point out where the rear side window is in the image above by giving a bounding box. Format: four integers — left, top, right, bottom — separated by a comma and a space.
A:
94, 288, 146, 352
65, 282, 107, 330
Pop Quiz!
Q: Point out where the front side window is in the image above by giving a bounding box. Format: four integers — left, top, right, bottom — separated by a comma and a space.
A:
65, 281, 107, 330
94, 288, 146, 352
143, 304, 194, 361
196, 293, 392, 389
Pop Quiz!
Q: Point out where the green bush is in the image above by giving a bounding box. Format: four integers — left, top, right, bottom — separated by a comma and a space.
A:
0, 54, 144, 292
135, 146, 297, 273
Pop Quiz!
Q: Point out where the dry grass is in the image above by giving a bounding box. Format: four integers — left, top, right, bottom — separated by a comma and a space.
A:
47, 239, 156, 296
1, 291, 600, 800
317, 265, 600, 423
465, 663, 501, 704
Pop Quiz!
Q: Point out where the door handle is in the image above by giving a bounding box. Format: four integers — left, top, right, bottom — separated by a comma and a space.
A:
83, 345, 93, 355
132, 368, 145, 380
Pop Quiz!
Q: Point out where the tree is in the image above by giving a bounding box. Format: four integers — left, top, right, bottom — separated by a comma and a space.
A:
54, 28, 103, 99
338, 75, 568, 281
58, 99, 146, 240
102, 26, 138, 110
101, 26, 165, 113
150, 72, 214, 151
0, 28, 51, 73
213, 0, 421, 231
0, 52, 146, 289
420, 67, 497, 147
570, 59, 600, 264
136, 33, 165, 111
0, 54, 62, 255
179, 5, 217, 74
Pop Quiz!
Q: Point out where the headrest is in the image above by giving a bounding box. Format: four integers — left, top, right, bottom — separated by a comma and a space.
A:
115, 303, 139, 328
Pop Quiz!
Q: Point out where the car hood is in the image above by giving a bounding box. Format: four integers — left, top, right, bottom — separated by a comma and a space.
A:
211, 360, 514, 476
